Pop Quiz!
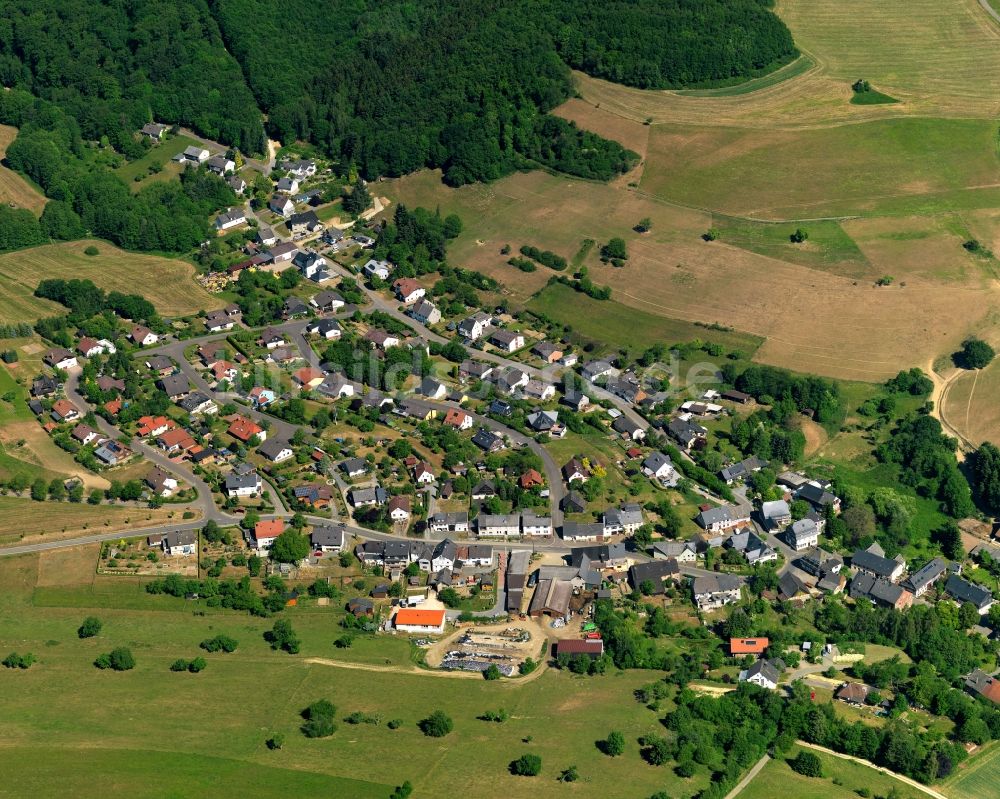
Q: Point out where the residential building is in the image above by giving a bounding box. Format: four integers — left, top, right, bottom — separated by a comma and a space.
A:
258, 439, 293, 463
477, 514, 521, 538
394, 608, 446, 634
784, 517, 819, 551
730, 637, 769, 656
428, 512, 470, 534
490, 329, 524, 353
409, 299, 441, 325
362, 259, 392, 281
44, 347, 77, 370
214, 207, 246, 230
851, 545, 905, 583
521, 511, 552, 537
642, 451, 679, 485
252, 519, 284, 553
388, 495, 411, 522
162, 530, 197, 556
457, 312, 492, 341
739, 659, 780, 690
902, 557, 949, 597
760, 499, 792, 530
130, 326, 158, 347
227, 415, 265, 444
225, 469, 262, 498
311, 525, 346, 553
944, 574, 995, 614
561, 522, 605, 542
651, 541, 697, 563
612, 416, 646, 441
443, 408, 473, 430
667, 417, 708, 450
692, 573, 742, 610
393, 278, 425, 304
849, 573, 913, 610
603, 503, 644, 535
720, 456, 767, 484
629, 559, 680, 595
695, 504, 751, 533
311, 290, 345, 312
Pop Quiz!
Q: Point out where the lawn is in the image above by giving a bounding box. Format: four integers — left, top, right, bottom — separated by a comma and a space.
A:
0, 550, 711, 799
942, 740, 1000, 799
0, 239, 223, 323
527, 282, 762, 357
0, 125, 47, 214
740, 745, 923, 799
115, 134, 199, 184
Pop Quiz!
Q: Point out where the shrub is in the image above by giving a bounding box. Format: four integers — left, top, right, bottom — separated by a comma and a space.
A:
789, 228, 808, 243
200, 634, 238, 653
483, 664, 501, 680
603, 730, 625, 757
559, 765, 579, 782
188, 657, 207, 673
389, 782, 413, 799
510, 753, 542, 776
170, 659, 189, 672
600, 237, 628, 261
387, 718, 403, 730
97, 646, 135, 671
789, 750, 823, 778
84, 246, 99, 256
702, 229, 718, 241
77, 616, 102, 639
2, 651, 35, 669
301, 699, 337, 738
518, 657, 537, 675
478, 708, 509, 723
266, 733, 285, 750
419, 710, 453, 737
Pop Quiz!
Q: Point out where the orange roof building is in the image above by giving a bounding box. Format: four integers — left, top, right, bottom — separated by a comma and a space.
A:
293, 367, 324, 388
157, 427, 195, 453
729, 637, 769, 656
227, 415, 264, 443
443, 408, 471, 429
103, 397, 123, 416
394, 608, 446, 633
137, 415, 172, 436
519, 469, 544, 489
254, 518, 285, 543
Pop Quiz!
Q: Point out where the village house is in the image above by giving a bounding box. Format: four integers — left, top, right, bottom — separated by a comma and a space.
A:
629, 559, 680, 595
726, 529, 778, 566
252, 519, 284, 553
288, 210, 324, 235
489, 329, 524, 353
130, 326, 158, 347
612, 415, 646, 441
730, 637, 769, 657
310, 290, 345, 313
156, 427, 195, 455
71, 424, 98, 446
477, 514, 521, 538
94, 439, 131, 466
784, 517, 820, 551
409, 299, 441, 325
457, 311, 492, 341
77, 337, 116, 358
392, 277, 425, 304
652, 541, 698, 563
428, 512, 470, 534
178, 392, 217, 416
363, 259, 393, 281
137, 415, 171, 437
268, 195, 295, 216
532, 341, 563, 363
695, 504, 751, 533
258, 439, 294, 463
280, 159, 318, 179
902, 557, 949, 597
44, 347, 78, 371
944, 574, 995, 614
692, 573, 742, 610
739, 659, 780, 690
275, 176, 299, 194
364, 329, 400, 350
50, 399, 80, 422
471, 428, 504, 453
388, 496, 411, 523
720, 456, 767, 485
225, 466, 262, 498
214, 207, 246, 231
311, 525, 346, 553
227, 415, 265, 444
851, 543, 905, 583
667, 416, 708, 450
603, 503, 644, 536
228, 175, 247, 194
176, 145, 209, 164
760, 499, 792, 530
141, 122, 168, 140
295, 250, 329, 281
292, 367, 324, 389
561, 521, 606, 542
642, 451, 679, 486
161, 530, 197, 557
248, 386, 277, 409
849, 573, 913, 610
459, 360, 493, 382
521, 511, 552, 537
443, 408, 473, 430
157, 374, 189, 400
562, 457, 589, 484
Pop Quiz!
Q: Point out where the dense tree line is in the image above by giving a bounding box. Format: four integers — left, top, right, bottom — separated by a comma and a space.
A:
971, 442, 1000, 514
727, 364, 844, 426
876, 414, 973, 518
35, 279, 156, 326
0, 0, 265, 153
548, 0, 796, 89
375, 204, 462, 275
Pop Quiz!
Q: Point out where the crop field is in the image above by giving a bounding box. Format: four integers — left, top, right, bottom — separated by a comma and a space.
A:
0, 497, 181, 542
0, 550, 710, 799
0, 240, 223, 323
0, 125, 47, 214
942, 740, 1000, 799
740, 746, 923, 799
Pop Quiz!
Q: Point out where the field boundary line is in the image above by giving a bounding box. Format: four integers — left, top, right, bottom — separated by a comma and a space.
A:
724, 753, 770, 799
797, 741, 948, 799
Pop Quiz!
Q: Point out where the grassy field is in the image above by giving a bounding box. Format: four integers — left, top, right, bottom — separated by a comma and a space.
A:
115, 134, 198, 187
741, 745, 923, 799
939, 357, 1000, 447
942, 740, 1000, 799
528, 282, 762, 356
0, 550, 710, 799
640, 118, 1000, 220
0, 125, 47, 215
674, 54, 815, 97
0, 240, 223, 323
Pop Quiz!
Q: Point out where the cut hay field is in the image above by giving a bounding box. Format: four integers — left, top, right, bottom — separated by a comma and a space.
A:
740, 746, 924, 799
0, 550, 709, 799
0, 125, 47, 214
0, 240, 223, 323
938, 357, 1000, 447
0, 497, 181, 542
942, 740, 1000, 799
572, 0, 1000, 129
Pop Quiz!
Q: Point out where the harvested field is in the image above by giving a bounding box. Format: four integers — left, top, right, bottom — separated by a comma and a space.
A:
0, 125, 46, 214
571, 0, 1000, 129
0, 240, 223, 323
0, 497, 186, 543
939, 358, 1000, 447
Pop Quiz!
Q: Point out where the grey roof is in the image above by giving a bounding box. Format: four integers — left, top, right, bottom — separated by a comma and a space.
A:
643, 451, 673, 474
471, 428, 502, 451
225, 471, 259, 491
311, 525, 346, 548
163, 530, 196, 549
258, 438, 292, 460
340, 457, 367, 474
761, 500, 791, 520
849, 573, 909, 607
561, 521, 605, 539
778, 571, 810, 600
478, 513, 520, 529
742, 659, 780, 686
788, 517, 819, 544
561, 490, 586, 513
629, 560, 679, 594
612, 416, 644, 435
851, 548, 901, 579
179, 392, 214, 413
692, 573, 742, 595
668, 416, 707, 443
797, 482, 838, 508
569, 543, 628, 566
903, 557, 948, 593
158, 374, 189, 396
945, 575, 994, 609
